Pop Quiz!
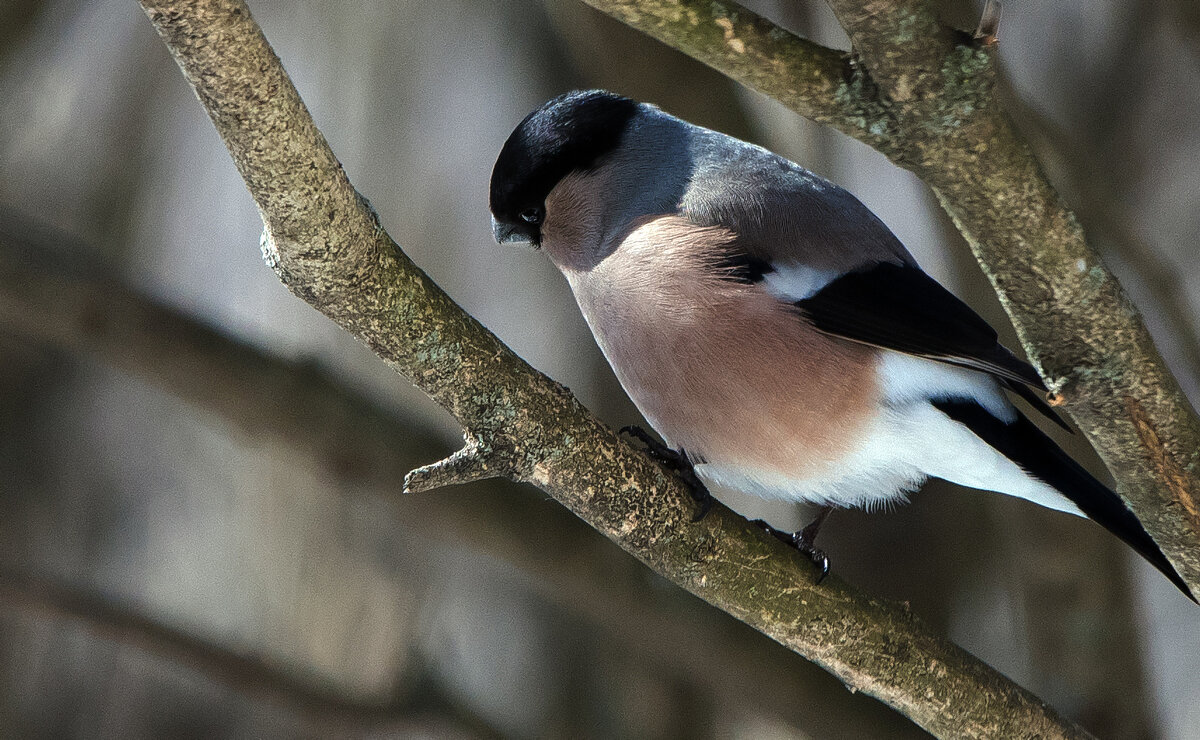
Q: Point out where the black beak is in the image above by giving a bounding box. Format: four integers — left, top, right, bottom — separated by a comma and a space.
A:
491, 216, 529, 245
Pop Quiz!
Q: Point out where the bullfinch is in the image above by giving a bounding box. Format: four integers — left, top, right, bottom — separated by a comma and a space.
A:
488, 89, 1193, 600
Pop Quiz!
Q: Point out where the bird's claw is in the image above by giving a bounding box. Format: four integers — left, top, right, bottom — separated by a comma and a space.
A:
799, 542, 831, 584
620, 425, 714, 521
686, 479, 714, 522
751, 518, 832, 584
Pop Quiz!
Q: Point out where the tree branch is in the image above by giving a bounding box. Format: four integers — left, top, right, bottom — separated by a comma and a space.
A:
0, 570, 502, 737
578, 0, 898, 153
581, 0, 1200, 598
822, 0, 962, 111
404, 439, 503, 494
0, 216, 927, 739
134, 0, 1091, 735
0, 210, 426, 495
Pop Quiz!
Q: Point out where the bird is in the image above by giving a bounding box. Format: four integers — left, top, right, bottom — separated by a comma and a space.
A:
487, 89, 1194, 600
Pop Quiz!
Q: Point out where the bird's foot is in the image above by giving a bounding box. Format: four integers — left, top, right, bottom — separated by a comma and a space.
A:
620, 425, 714, 522
752, 507, 834, 584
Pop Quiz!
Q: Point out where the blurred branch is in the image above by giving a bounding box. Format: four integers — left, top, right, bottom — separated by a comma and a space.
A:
0, 569, 501, 738
0, 213, 921, 737
583, 0, 1200, 600
998, 507, 1155, 738
0, 0, 44, 67
0, 212, 431, 495
132, 0, 1087, 735
568, 0, 897, 153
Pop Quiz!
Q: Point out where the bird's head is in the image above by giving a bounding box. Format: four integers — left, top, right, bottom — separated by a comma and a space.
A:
489, 90, 639, 248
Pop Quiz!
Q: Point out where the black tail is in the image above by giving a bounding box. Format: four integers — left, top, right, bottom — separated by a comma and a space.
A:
933, 399, 1196, 602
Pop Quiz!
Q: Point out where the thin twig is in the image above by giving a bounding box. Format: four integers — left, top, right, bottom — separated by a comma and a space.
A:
405, 439, 504, 494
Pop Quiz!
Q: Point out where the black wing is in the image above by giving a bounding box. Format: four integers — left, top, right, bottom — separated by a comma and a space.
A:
933, 399, 1195, 601
794, 262, 1068, 430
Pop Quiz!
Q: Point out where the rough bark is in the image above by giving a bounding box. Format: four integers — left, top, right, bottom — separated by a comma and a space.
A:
581, 0, 1200, 598
133, 0, 1091, 736
0, 216, 926, 738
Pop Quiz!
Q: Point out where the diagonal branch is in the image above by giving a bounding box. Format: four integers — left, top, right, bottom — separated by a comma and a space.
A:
0, 570, 502, 737
581, 0, 1200, 598
821, 0, 963, 111
0, 216, 928, 739
0, 210, 427, 495
130, 0, 1095, 736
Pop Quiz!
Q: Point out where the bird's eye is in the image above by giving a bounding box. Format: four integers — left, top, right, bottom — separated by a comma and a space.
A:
520, 207, 543, 224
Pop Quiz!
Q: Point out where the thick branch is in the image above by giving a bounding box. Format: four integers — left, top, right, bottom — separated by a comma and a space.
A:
0, 219, 925, 739
822, 0, 962, 110
582, 0, 1200, 596
135, 0, 1090, 735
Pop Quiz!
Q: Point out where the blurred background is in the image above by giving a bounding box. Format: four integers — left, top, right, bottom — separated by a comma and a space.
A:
1, 0, 1198, 737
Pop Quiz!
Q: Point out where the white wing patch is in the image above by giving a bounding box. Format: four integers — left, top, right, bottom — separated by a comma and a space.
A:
877, 351, 1015, 422
760, 262, 842, 302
